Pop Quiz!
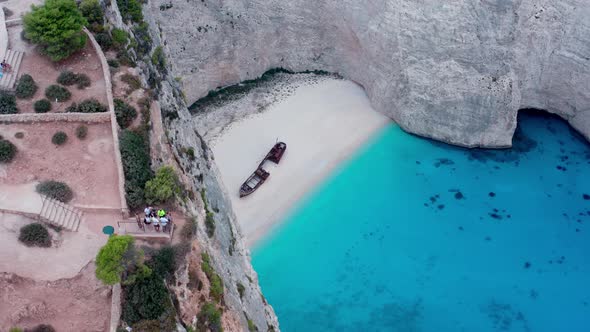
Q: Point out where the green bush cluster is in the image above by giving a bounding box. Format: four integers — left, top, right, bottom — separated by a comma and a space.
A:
51, 131, 68, 145
237, 282, 245, 299
45, 85, 71, 102
149, 246, 176, 279
122, 273, 173, 325
111, 28, 129, 48
15, 74, 38, 99
23, 0, 87, 61
36, 180, 73, 202
0, 139, 17, 163
117, 0, 143, 23
57, 70, 91, 89
18, 223, 52, 247
144, 166, 180, 204
95, 32, 113, 50
76, 125, 88, 139
115, 98, 138, 128
120, 73, 142, 92
107, 59, 120, 68
79, 0, 103, 26
201, 252, 224, 303
151, 46, 166, 72
132, 22, 152, 57
95, 235, 136, 285
0, 91, 18, 114
68, 98, 107, 113
34, 99, 51, 113
196, 302, 223, 332
119, 130, 152, 208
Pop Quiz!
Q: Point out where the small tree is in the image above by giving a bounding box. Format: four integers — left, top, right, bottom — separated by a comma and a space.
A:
144, 166, 180, 204
95, 235, 143, 285
79, 0, 103, 26
0, 91, 18, 114
23, 0, 87, 61
0, 139, 17, 163
36, 180, 73, 202
15, 74, 38, 99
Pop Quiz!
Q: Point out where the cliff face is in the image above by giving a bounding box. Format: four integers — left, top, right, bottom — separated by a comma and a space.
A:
147, 0, 590, 148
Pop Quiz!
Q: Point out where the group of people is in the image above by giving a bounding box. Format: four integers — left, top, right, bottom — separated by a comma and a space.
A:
143, 206, 172, 232
0, 59, 11, 75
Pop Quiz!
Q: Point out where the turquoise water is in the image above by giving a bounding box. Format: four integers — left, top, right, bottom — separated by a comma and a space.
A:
252, 111, 590, 332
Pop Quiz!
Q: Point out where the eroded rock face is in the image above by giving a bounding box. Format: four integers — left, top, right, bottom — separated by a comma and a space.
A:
147, 0, 590, 147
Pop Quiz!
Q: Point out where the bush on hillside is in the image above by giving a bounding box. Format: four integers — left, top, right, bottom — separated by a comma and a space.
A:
122, 273, 172, 325
111, 28, 129, 49
75, 73, 91, 89
34, 99, 52, 113
76, 125, 88, 139
0, 91, 18, 114
114, 98, 137, 128
196, 302, 223, 332
151, 46, 166, 73
120, 73, 141, 92
23, 0, 87, 61
119, 130, 152, 208
0, 139, 17, 163
36, 180, 73, 202
95, 32, 113, 51
149, 246, 176, 279
79, 0, 103, 26
45, 85, 71, 102
57, 70, 77, 86
15, 74, 38, 99
95, 235, 138, 285
117, 0, 143, 23
18, 223, 52, 247
144, 166, 180, 204
70, 98, 107, 113
51, 131, 68, 145
107, 59, 120, 68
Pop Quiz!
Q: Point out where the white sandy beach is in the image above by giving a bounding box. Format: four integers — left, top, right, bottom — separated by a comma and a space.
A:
209, 78, 390, 246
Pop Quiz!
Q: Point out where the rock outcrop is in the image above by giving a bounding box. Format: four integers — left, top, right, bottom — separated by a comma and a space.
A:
147, 0, 590, 148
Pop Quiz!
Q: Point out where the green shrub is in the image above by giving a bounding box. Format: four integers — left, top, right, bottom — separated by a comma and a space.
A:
45, 85, 71, 102
151, 46, 166, 72
120, 73, 142, 92
79, 0, 103, 25
95, 32, 113, 51
9, 327, 23, 332
76, 125, 88, 139
23, 0, 87, 61
51, 131, 68, 145
114, 98, 137, 128
14, 132, 25, 139
36, 180, 73, 202
107, 59, 120, 68
122, 273, 172, 325
116, 48, 135, 67
205, 212, 215, 238
0, 139, 17, 163
237, 282, 245, 299
209, 273, 224, 303
117, 0, 143, 23
247, 319, 257, 332
57, 70, 76, 85
34, 99, 52, 113
15, 74, 38, 99
196, 302, 223, 332
119, 130, 152, 208
180, 218, 197, 241
65, 102, 78, 112
0, 91, 18, 114
74, 98, 107, 113
111, 28, 129, 49
24, 324, 56, 332
95, 235, 135, 285
75, 73, 91, 89
18, 223, 52, 247
150, 246, 176, 279
201, 252, 213, 278
132, 22, 152, 57
144, 166, 179, 204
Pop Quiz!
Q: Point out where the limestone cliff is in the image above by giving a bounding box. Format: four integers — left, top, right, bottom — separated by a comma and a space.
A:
147, 0, 590, 148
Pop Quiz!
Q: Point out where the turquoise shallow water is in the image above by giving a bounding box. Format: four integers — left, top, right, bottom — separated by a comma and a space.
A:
252, 111, 590, 332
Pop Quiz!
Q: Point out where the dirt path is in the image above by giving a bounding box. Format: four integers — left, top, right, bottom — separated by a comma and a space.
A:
0, 262, 111, 332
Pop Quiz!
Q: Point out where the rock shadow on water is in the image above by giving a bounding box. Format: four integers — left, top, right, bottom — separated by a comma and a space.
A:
482, 299, 531, 332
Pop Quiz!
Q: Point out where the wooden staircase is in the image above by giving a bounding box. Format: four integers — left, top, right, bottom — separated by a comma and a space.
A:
0, 49, 24, 90
39, 195, 84, 232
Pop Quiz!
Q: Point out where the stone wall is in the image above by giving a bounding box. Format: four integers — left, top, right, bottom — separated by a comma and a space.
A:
0, 112, 111, 123
146, 0, 590, 148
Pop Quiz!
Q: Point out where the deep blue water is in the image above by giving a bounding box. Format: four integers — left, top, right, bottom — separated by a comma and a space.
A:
252, 111, 590, 332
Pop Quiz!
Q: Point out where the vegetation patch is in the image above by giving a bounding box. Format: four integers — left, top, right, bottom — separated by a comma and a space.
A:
95, 235, 150, 285
0, 91, 18, 114
120, 73, 142, 93
23, 0, 87, 61
151, 46, 166, 73
18, 223, 52, 247
34, 99, 52, 113
73, 98, 107, 113
115, 98, 137, 128
180, 217, 197, 241
196, 302, 223, 332
76, 125, 88, 139
237, 282, 245, 300
79, 0, 103, 26
0, 139, 18, 163
45, 85, 71, 102
36, 180, 73, 202
111, 28, 129, 49
95, 32, 113, 51
57, 71, 91, 89
117, 0, 143, 23
107, 59, 120, 68
119, 129, 152, 209
144, 166, 180, 204
15, 74, 38, 99
51, 131, 68, 145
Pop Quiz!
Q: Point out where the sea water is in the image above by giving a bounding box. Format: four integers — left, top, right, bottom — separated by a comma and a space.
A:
252, 110, 590, 332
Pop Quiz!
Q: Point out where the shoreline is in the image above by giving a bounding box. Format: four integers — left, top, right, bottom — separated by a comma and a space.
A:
206, 78, 391, 247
